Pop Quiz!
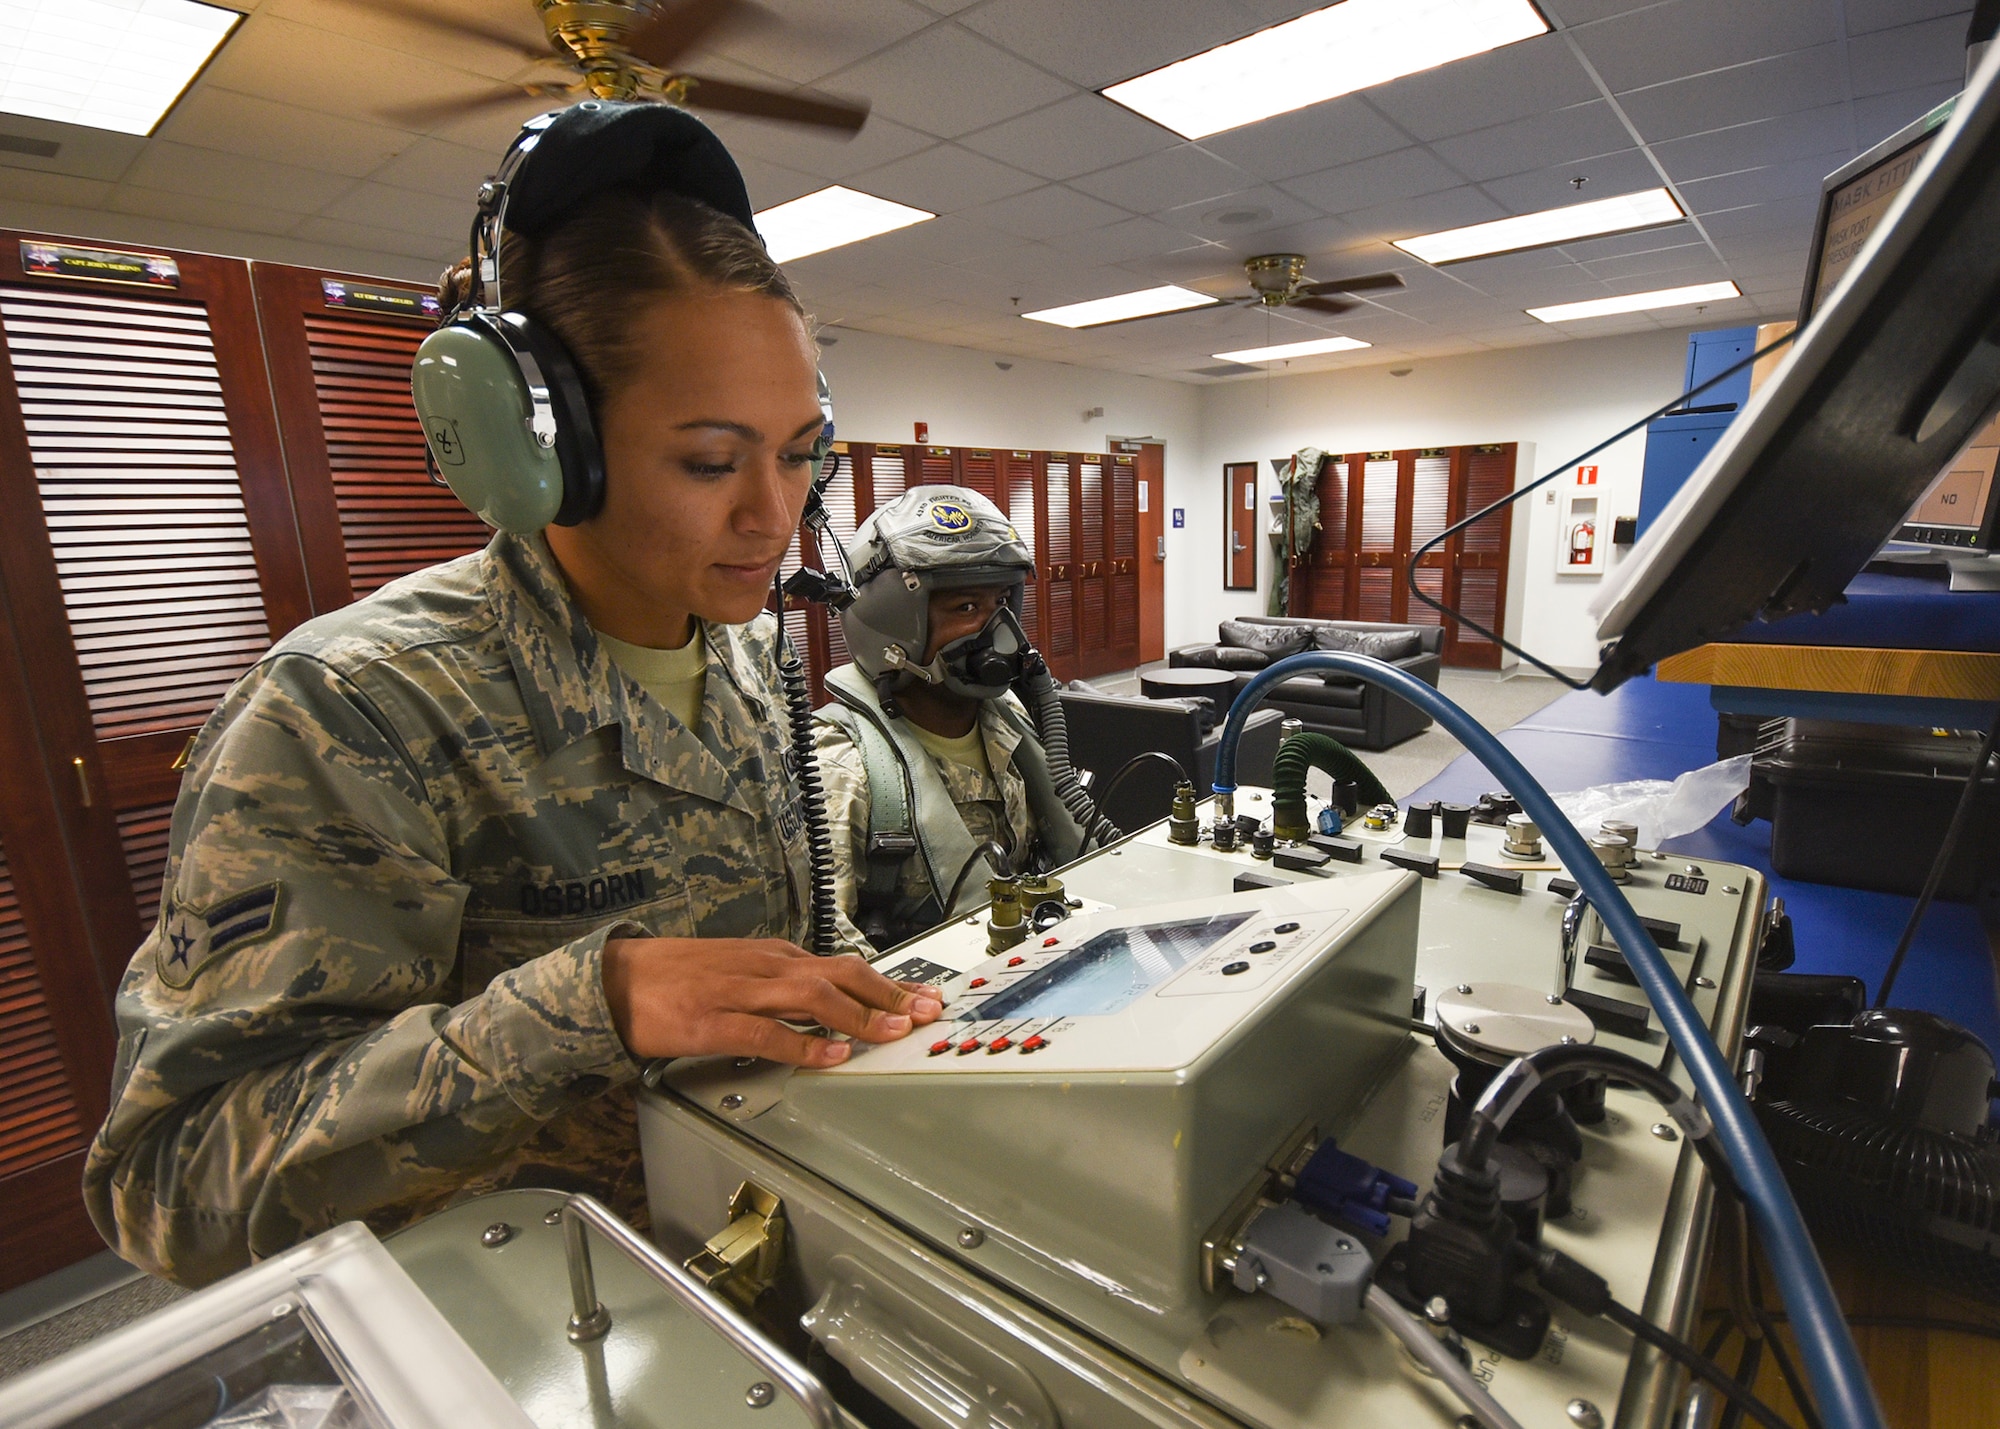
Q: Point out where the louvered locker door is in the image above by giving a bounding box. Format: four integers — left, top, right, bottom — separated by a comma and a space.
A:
1449, 444, 1516, 669
1105, 452, 1139, 671
0, 554, 122, 1290
1303, 454, 1353, 619
250, 264, 488, 608
958, 448, 998, 504
864, 442, 908, 507
1406, 448, 1453, 628
1040, 454, 1077, 681
1001, 450, 1042, 652
915, 445, 958, 489
0, 237, 312, 985
1073, 456, 1109, 677
1353, 452, 1400, 624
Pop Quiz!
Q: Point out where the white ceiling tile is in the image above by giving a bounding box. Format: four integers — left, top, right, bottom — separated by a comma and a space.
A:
958, 94, 1175, 181
1574, 0, 1839, 95
1363, 34, 1599, 143
1336, 185, 1510, 243
1675, 151, 1851, 213
1555, 225, 1706, 260
1844, 0, 1971, 36
826, 24, 1077, 139
317, 180, 474, 243
1847, 16, 1970, 98
1618, 45, 1848, 141
0, 113, 144, 182
1649, 104, 1855, 182
1280, 147, 1463, 216
702, 0, 939, 86
1694, 195, 1821, 239
159, 88, 415, 179
1043, 214, 1210, 262
853, 143, 1042, 212
1851, 82, 1961, 142
1195, 96, 1408, 182
1070, 144, 1257, 213
1197, 214, 1365, 263
734, 156, 826, 208
1430, 103, 1635, 182
1581, 243, 1727, 280
709, 114, 936, 184
1475, 150, 1664, 212
0, 168, 113, 208
198, 14, 504, 127
261, 0, 549, 83
1154, 185, 1321, 243
956, 183, 1130, 239
851, 213, 1026, 265
367, 136, 496, 197
291, 215, 456, 263
1538, 0, 1682, 26
121, 140, 358, 214
957, 0, 1265, 90
107, 185, 304, 237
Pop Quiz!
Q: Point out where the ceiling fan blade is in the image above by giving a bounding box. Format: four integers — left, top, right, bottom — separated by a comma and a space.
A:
1299, 272, 1406, 297
378, 85, 554, 128
322, 0, 548, 60
1290, 295, 1358, 315
677, 75, 869, 133
622, 0, 746, 70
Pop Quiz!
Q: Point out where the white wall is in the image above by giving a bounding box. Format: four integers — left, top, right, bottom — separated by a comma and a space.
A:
1195, 329, 1698, 672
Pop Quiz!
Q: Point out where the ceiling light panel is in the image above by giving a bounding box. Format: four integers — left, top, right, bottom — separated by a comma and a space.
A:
1022, 285, 1219, 328
1527, 280, 1741, 324
0, 0, 241, 137
1214, 335, 1371, 363
1396, 188, 1687, 265
1101, 0, 1549, 142
757, 186, 935, 264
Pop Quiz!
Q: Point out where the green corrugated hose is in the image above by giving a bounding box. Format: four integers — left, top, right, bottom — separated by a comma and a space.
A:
1271, 732, 1391, 840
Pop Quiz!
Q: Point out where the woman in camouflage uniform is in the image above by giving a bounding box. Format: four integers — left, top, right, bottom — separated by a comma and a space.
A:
84, 108, 941, 1287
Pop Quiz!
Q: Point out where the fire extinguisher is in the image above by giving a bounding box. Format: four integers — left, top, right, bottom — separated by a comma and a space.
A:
1568, 518, 1596, 566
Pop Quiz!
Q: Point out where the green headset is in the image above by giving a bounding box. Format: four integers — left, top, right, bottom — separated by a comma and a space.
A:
410, 100, 835, 535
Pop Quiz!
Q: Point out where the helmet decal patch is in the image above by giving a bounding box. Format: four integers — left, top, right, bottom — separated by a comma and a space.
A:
929, 501, 973, 532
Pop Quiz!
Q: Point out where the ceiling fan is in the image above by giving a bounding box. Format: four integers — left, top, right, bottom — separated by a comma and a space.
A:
1127, 254, 1405, 324
337, 0, 870, 133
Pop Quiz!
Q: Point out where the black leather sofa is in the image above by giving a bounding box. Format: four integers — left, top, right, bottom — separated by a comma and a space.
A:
1058, 687, 1283, 829
1167, 616, 1441, 750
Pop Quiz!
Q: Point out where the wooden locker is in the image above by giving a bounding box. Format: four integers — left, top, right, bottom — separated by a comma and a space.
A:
1449, 443, 1516, 670
1001, 449, 1043, 654
1406, 448, 1453, 628
1353, 451, 1400, 623
1106, 452, 1140, 671
1075, 454, 1108, 677
915, 445, 958, 489
250, 263, 487, 608
1039, 453, 1078, 680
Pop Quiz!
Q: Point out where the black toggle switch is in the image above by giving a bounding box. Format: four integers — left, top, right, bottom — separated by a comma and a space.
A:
1380, 847, 1440, 878
1547, 877, 1581, 899
1234, 870, 1288, 892
1306, 834, 1364, 863
1583, 944, 1637, 984
1564, 987, 1651, 1038
1460, 862, 1524, 894
1275, 847, 1333, 873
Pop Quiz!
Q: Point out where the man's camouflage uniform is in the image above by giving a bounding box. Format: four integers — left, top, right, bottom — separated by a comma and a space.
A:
814, 699, 1038, 956
85, 531, 820, 1287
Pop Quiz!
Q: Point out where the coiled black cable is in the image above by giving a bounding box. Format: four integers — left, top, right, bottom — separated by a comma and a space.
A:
776, 634, 838, 956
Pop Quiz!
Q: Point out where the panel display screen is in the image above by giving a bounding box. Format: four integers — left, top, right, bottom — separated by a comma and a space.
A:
965, 912, 1254, 1022
1806, 130, 1936, 321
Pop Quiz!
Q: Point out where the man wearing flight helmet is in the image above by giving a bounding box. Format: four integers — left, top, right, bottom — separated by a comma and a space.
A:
816, 486, 1092, 953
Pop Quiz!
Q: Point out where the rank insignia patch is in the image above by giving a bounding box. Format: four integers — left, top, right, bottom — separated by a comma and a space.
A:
158, 883, 283, 989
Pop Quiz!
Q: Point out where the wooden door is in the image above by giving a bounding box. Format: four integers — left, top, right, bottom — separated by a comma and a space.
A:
250, 263, 486, 608
1040, 453, 1078, 681
1225, 462, 1257, 590
1075, 454, 1110, 678
1295, 453, 1353, 619
1129, 444, 1165, 663
0, 232, 312, 1285
1105, 452, 1140, 673
957, 447, 998, 504
915, 445, 958, 489
1405, 448, 1454, 628
1448, 443, 1516, 670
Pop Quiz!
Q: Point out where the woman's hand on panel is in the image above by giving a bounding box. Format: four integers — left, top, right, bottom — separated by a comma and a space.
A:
600, 938, 945, 1067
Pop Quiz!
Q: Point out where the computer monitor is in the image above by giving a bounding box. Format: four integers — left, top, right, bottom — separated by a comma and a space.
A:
1589, 41, 2000, 689
1801, 96, 2000, 569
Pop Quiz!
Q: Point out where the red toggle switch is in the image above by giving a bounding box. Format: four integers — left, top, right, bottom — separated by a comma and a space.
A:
1042, 937, 1059, 947
928, 1039, 953, 1056
1019, 1035, 1046, 1053
988, 1037, 1013, 1053
969, 977, 988, 989
957, 1038, 983, 1054
1007, 956, 1025, 967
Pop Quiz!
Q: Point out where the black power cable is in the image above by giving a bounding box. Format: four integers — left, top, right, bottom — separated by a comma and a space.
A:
1095, 750, 1193, 813
1402, 330, 1799, 688
1874, 705, 2000, 1007
1602, 1297, 1799, 1429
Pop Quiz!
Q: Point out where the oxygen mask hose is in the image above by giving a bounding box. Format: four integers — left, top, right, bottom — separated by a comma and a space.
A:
1017, 653, 1122, 849
1271, 731, 1391, 840
1210, 651, 1884, 1429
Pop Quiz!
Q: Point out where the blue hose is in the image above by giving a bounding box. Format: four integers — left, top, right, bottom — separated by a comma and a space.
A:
1212, 653, 1884, 1429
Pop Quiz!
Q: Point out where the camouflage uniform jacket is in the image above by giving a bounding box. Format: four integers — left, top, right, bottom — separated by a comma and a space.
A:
84, 531, 812, 1286
813, 683, 1041, 957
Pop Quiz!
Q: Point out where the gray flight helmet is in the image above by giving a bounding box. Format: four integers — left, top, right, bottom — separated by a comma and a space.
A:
840, 485, 1035, 697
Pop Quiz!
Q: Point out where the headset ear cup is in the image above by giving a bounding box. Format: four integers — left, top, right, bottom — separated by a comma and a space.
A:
412, 318, 568, 534
498, 312, 605, 525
